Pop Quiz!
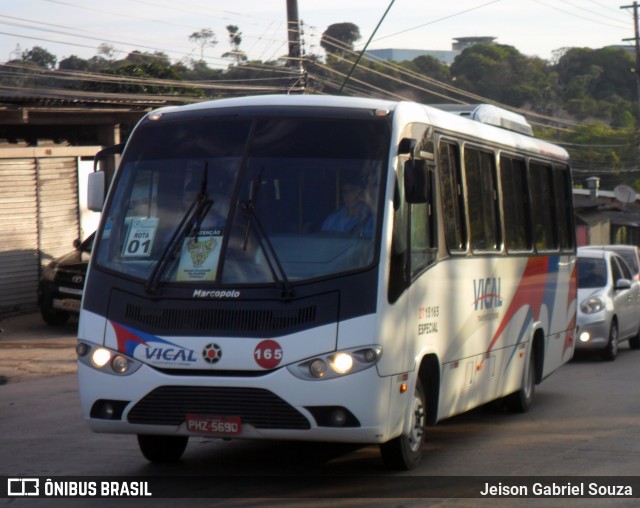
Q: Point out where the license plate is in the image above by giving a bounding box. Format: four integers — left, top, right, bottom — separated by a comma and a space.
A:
185, 414, 242, 435
53, 298, 81, 312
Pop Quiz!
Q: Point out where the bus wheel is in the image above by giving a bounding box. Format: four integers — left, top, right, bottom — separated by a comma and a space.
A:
379, 378, 426, 470
504, 351, 535, 413
137, 435, 188, 463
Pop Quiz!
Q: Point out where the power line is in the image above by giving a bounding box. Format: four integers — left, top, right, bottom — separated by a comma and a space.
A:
532, 0, 629, 29
369, 0, 503, 45
2, 3, 294, 66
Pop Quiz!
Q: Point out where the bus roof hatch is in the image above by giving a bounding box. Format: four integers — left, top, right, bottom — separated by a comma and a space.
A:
432, 104, 534, 137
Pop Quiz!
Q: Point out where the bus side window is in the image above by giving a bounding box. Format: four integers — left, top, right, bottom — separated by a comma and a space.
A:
388, 175, 408, 303
464, 147, 500, 252
439, 141, 467, 253
553, 165, 575, 251
529, 161, 558, 251
500, 156, 533, 252
410, 164, 437, 277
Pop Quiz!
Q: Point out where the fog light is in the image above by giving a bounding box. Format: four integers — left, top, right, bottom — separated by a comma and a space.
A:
91, 348, 111, 367
101, 402, 115, 419
309, 359, 327, 378
90, 399, 129, 420
330, 409, 347, 426
579, 331, 590, 342
111, 355, 130, 374
330, 353, 353, 374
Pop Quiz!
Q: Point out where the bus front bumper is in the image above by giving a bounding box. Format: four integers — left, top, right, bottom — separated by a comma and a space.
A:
77, 360, 408, 445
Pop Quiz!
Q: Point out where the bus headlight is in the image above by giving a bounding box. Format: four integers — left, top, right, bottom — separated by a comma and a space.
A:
91, 348, 111, 368
77, 341, 141, 376
111, 354, 131, 374
330, 352, 353, 374
309, 359, 328, 378
288, 346, 382, 380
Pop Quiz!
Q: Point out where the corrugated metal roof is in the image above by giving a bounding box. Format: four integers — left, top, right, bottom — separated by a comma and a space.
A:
0, 87, 192, 108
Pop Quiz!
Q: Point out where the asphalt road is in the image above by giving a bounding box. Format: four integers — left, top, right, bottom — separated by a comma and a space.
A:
1, 313, 640, 506
0, 312, 77, 384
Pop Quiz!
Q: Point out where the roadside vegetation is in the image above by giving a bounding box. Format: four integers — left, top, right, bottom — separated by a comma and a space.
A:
1, 22, 638, 189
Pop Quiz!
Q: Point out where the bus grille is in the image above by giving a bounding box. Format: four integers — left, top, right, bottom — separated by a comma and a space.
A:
106, 289, 339, 338
124, 304, 317, 334
127, 386, 311, 430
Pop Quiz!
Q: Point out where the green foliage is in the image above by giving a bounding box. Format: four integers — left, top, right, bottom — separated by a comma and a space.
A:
320, 23, 361, 57
189, 28, 218, 62
7, 29, 640, 189
538, 121, 638, 189
222, 25, 247, 65
450, 44, 549, 108
21, 46, 57, 69
58, 55, 90, 71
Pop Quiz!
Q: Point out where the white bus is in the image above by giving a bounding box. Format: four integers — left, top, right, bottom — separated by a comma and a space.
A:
77, 95, 576, 469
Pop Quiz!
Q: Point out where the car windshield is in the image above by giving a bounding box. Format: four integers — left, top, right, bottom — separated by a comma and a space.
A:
616, 251, 639, 273
578, 257, 607, 289
94, 113, 389, 288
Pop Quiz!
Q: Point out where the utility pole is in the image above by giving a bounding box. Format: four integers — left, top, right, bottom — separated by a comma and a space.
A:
622, 2, 640, 166
286, 0, 306, 93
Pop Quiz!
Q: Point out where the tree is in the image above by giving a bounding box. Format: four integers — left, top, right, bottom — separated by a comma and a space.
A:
450, 43, 550, 108
21, 46, 57, 69
320, 23, 361, 58
398, 55, 452, 102
97, 43, 116, 60
554, 47, 635, 125
122, 50, 171, 67
189, 28, 217, 62
59, 55, 90, 71
222, 25, 247, 65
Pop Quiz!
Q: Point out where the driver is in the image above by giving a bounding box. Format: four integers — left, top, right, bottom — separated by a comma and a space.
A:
321, 178, 373, 237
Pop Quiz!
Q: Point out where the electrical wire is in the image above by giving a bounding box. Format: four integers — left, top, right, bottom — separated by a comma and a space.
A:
1, 1, 636, 170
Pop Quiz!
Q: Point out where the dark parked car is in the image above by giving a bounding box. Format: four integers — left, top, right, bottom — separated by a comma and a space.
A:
37, 233, 94, 325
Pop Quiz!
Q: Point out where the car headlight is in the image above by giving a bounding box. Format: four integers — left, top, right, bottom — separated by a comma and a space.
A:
76, 342, 142, 376
287, 346, 382, 380
42, 263, 58, 282
580, 296, 605, 314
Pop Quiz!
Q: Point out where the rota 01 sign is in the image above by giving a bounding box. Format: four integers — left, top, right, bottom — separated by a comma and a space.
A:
254, 340, 283, 369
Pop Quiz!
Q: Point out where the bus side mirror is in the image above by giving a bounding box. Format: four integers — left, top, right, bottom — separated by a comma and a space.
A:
404, 159, 429, 204
87, 171, 105, 211
88, 143, 124, 211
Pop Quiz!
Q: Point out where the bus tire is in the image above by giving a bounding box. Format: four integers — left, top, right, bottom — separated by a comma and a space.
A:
504, 351, 535, 413
379, 378, 426, 470
137, 435, 188, 463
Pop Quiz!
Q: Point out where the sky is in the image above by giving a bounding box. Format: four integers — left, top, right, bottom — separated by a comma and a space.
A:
0, 0, 634, 68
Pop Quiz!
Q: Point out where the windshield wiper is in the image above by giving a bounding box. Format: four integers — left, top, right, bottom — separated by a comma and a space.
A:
240, 173, 293, 299
145, 167, 212, 294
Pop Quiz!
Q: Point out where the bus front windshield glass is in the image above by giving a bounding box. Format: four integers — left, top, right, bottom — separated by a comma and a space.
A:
95, 114, 389, 287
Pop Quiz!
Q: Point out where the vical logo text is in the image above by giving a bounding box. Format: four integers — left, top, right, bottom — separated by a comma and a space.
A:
473, 277, 503, 310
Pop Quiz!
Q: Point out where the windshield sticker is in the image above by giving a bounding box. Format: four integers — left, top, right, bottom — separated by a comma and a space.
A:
122, 218, 158, 257
177, 229, 223, 281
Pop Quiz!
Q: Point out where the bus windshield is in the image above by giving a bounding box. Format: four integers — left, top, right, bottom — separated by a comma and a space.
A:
95, 114, 389, 288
